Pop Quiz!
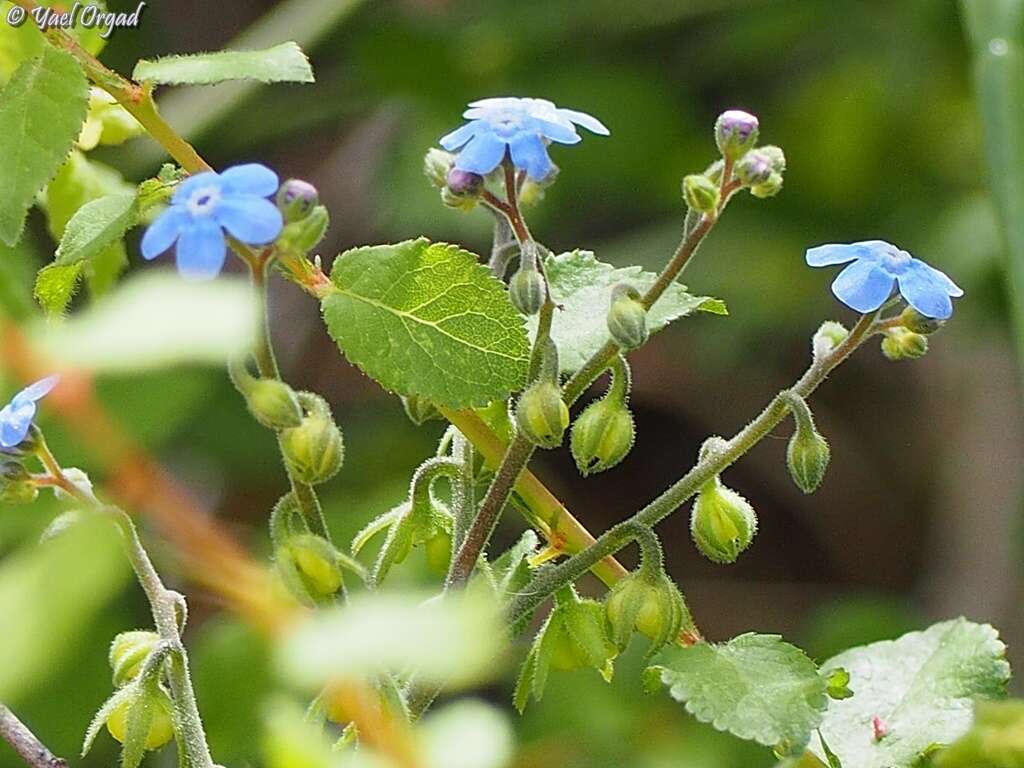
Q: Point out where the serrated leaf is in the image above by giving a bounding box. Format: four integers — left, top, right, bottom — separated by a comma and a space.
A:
322, 238, 531, 407
533, 250, 726, 372
54, 192, 137, 266
816, 618, 1011, 768
651, 633, 828, 751
0, 46, 89, 245
34, 262, 85, 316
133, 42, 314, 85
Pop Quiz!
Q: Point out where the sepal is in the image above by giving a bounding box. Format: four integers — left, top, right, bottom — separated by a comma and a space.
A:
690, 477, 758, 563
279, 393, 344, 485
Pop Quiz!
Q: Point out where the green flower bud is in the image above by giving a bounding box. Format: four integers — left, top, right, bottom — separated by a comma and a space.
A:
423, 148, 455, 188
106, 685, 175, 751
249, 379, 303, 431
276, 179, 320, 223
279, 394, 344, 485
516, 382, 569, 449
0, 460, 37, 504
571, 399, 635, 476
812, 320, 849, 359
736, 145, 786, 191
607, 284, 649, 351
401, 395, 443, 426
277, 533, 343, 604
690, 479, 757, 564
277, 205, 329, 255
899, 307, 943, 335
509, 266, 546, 316
109, 631, 161, 687
881, 327, 928, 361
785, 395, 830, 494
605, 570, 689, 655
715, 110, 760, 160
682, 174, 720, 215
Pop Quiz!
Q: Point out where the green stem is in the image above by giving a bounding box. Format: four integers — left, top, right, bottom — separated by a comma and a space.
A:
449, 433, 476, 552
508, 311, 879, 623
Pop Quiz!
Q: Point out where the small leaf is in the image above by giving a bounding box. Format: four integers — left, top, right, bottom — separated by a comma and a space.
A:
825, 668, 854, 700
55, 192, 137, 266
533, 250, 726, 372
0, 47, 89, 245
322, 238, 531, 407
815, 618, 1011, 768
650, 633, 828, 751
133, 42, 314, 85
34, 262, 85, 316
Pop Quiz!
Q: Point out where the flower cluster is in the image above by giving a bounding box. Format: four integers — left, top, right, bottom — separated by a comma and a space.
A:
142, 164, 284, 279
0, 376, 59, 448
440, 97, 608, 180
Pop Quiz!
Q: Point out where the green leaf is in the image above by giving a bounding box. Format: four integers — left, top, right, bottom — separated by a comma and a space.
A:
934, 700, 1024, 767
36, 271, 260, 371
132, 41, 314, 85
0, 47, 89, 246
33, 262, 86, 316
651, 633, 828, 752
322, 238, 531, 407
42, 150, 136, 239
816, 618, 1011, 768
54, 192, 137, 267
534, 250, 727, 372
0, 0, 107, 83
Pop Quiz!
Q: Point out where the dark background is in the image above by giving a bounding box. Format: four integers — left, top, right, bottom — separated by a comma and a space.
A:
1, 1, 1022, 766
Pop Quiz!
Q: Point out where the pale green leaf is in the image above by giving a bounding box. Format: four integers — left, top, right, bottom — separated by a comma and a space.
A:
322, 238, 531, 407
42, 150, 135, 239
651, 633, 828, 752
33, 261, 85, 316
36, 271, 260, 371
0, 47, 88, 245
279, 589, 503, 690
420, 701, 513, 768
934, 700, 1024, 767
534, 250, 727, 372
54, 192, 137, 266
816, 618, 1011, 768
133, 41, 314, 85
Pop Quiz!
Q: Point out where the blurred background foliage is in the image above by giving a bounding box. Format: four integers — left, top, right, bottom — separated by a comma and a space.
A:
1, 0, 1023, 766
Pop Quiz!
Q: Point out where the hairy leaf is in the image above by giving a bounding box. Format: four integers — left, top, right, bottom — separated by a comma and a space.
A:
34, 262, 85, 316
54, 192, 137, 267
0, 47, 89, 245
534, 250, 726, 372
133, 42, 314, 85
651, 633, 828, 752
816, 618, 1010, 768
322, 238, 531, 407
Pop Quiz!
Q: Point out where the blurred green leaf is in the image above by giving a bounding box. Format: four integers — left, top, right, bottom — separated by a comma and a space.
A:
0, 47, 88, 246
0, 0, 107, 83
133, 42, 314, 86
650, 634, 827, 752
420, 701, 513, 768
533, 250, 725, 372
817, 619, 1011, 768
322, 238, 530, 407
36, 271, 260, 372
934, 700, 1024, 767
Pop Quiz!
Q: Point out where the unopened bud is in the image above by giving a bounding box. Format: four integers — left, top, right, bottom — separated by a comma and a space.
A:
509, 267, 546, 316
106, 685, 175, 751
605, 571, 689, 654
278, 205, 329, 254
516, 382, 569, 449
109, 631, 161, 687
280, 395, 344, 484
715, 110, 759, 160
682, 174, 720, 215
607, 284, 648, 351
445, 168, 484, 197
277, 534, 343, 603
570, 398, 635, 476
812, 320, 849, 359
276, 179, 320, 223
248, 379, 303, 431
423, 148, 455, 188
690, 479, 757, 564
899, 307, 943, 335
881, 327, 928, 360
786, 399, 830, 494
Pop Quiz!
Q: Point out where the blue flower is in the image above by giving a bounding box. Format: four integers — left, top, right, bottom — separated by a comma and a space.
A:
0, 375, 59, 448
806, 240, 963, 319
141, 164, 284, 280
439, 97, 609, 180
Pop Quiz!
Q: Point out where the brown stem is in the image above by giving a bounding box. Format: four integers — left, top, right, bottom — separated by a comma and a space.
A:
0, 705, 66, 768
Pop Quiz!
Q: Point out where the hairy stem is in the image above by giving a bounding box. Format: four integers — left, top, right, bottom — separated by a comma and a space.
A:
0, 705, 67, 768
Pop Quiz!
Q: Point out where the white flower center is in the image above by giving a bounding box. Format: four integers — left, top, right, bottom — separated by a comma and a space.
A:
187, 185, 222, 217
879, 245, 911, 273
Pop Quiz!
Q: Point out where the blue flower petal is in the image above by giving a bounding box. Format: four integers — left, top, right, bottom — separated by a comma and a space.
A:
220, 164, 279, 197
175, 218, 227, 280
558, 108, 610, 135
141, 206, 190, 260
897, 261, 955, 319
531, 116, 581, 145
214, 196, 283, 245
439, 121, 482, 151
454, 131, 508, 174
806, 243, 863, 267
172, 171, 219, 205
914, 258, 963, 298
0, 402, 34, 447
831, 257, 895, 313
14, 375, 59, 406
508, 132, 553, 180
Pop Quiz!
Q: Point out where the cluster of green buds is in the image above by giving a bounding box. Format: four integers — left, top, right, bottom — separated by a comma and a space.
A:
352, 458, 458, 584
606, 283, 649, 351
570, 355, 635, 475
735, 144, 786, 198
83, 631, 176, 766
514, 586, 617, 712
509, 241, 548, 316
604, 527, 691, 657
881, 308, 941, 361
690, 441, 758, 563
783, 392, 831, 494
275, 179, 329, 256
516, 340, 570, 449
